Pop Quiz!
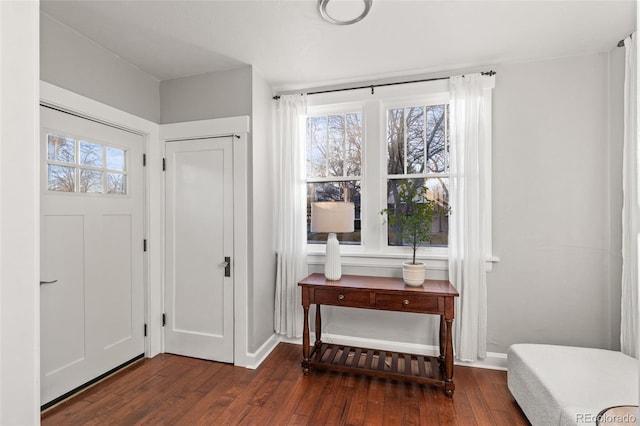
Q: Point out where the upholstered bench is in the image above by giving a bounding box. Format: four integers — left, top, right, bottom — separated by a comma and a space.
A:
507, 344, 638, 426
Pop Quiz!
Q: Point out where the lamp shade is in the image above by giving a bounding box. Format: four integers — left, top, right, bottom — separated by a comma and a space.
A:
311, 202, 355, 233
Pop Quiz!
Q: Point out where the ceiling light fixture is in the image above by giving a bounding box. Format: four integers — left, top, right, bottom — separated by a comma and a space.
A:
318, 0, 372, 25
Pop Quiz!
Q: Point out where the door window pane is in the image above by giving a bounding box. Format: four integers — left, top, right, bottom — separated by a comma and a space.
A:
79, 141, 103, 167
106, 172, 126, 195
48, 165, 75, 192
79, 169, 103, 193
106, 147, 126, 171
47, 135, 75, 163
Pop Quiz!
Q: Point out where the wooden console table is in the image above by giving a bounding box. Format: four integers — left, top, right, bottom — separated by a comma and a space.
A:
299, 273, 459, 396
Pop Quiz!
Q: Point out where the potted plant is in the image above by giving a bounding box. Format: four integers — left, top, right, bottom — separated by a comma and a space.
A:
380, 180, 441, 286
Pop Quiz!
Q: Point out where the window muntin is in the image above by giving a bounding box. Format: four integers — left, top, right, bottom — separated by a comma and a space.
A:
306, 111, 363, 245
386, 103, 449, 248
46, 134, 127, 195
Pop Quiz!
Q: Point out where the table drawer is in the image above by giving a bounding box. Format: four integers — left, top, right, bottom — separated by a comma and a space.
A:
375, 294, 439, 314
314, 288, 370, 308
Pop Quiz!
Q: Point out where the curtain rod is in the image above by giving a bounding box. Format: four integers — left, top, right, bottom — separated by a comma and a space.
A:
272, 70, 497, 100
618, 33, 633, 47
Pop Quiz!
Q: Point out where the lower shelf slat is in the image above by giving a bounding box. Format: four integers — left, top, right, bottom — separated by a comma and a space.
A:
306, 343, 451, 389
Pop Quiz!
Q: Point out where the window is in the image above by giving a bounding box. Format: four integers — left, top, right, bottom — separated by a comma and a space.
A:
386, 104, 449, 247
304, 82, 469, 263
306, 111, 362, 245
47, 134, 127, 195
304, 78, 494, 268
304, 94, 451, 255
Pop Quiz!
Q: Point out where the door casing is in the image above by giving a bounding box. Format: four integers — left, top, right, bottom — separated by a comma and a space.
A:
160, 118, 250, 367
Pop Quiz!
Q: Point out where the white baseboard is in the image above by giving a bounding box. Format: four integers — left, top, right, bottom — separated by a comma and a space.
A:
276, 333, 508, 371
245, 333, 280, 369
246, 332, 508, 371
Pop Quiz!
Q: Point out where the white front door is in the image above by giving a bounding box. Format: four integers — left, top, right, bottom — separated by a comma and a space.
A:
40, 106, 145, 405
164, 137, 234, 363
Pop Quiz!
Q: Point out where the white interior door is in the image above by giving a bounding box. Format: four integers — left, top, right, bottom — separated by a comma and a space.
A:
40, 106, 145, 405
164, 137, 234, 363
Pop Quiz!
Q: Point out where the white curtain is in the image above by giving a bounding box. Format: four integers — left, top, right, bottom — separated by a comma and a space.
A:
274, 94, 309, 338
449, 74, 491, 362
621, 33, 638, 358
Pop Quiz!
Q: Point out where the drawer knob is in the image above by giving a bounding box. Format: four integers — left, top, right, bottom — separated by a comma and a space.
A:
338, 294, 345, 301
402, 299, 410, 306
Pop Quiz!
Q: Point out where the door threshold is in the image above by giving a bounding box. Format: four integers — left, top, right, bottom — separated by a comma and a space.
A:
41, 354, 145, 413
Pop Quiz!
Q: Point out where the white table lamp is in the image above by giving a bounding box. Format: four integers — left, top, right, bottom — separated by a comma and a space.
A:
311, 202, 355, 280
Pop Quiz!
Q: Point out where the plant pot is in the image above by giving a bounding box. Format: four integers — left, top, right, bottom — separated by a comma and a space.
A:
402, 261, 425, 286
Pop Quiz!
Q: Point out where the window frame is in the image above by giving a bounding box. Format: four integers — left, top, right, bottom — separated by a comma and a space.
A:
45, 131, 129, 197
380, 93, 451, 257
305, 102, 366, 248
304, 78, 495, 270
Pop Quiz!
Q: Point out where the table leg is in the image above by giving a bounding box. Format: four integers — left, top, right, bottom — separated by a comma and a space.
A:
439, 315, 445, 363
444, 318, 454, 396
315, 304, 322, 349
302, 305, 310, 375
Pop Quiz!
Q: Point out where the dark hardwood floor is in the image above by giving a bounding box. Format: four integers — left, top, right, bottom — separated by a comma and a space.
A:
42, 343, 530, 425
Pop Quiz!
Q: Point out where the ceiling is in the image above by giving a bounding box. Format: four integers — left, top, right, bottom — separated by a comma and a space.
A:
40, 0, 636, 91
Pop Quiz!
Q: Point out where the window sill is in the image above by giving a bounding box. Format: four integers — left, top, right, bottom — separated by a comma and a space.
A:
307, 251, 500, 272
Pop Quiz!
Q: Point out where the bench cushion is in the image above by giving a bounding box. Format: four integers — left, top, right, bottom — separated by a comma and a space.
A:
507, 344, 638, 426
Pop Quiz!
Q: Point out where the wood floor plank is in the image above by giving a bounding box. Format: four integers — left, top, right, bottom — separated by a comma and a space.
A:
292, 370, 332, 417
264, 377, 309, 425
344, 375, 369, 425
304, 373, 341, 425
363, 400, 385, 426
382, 379, 403, 425
417, 384, 446, 426
323, 376, 353, 424
41, 343, 530, 426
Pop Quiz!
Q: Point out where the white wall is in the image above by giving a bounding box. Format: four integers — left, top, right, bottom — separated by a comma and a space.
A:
0, 1, 40, 424
309, 51, 625, 356
159, 67, 252, 124
488, 52, 621, 353
40, 12, 160, 123
248, 70, 276, 352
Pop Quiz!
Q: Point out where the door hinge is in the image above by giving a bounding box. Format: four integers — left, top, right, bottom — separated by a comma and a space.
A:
224, 256, 231, 277
144, 323, 147, 337
162, 158, 166, 171
162, 313, 166, 327
143, 239, 147, 252
143, 153, 147, 167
